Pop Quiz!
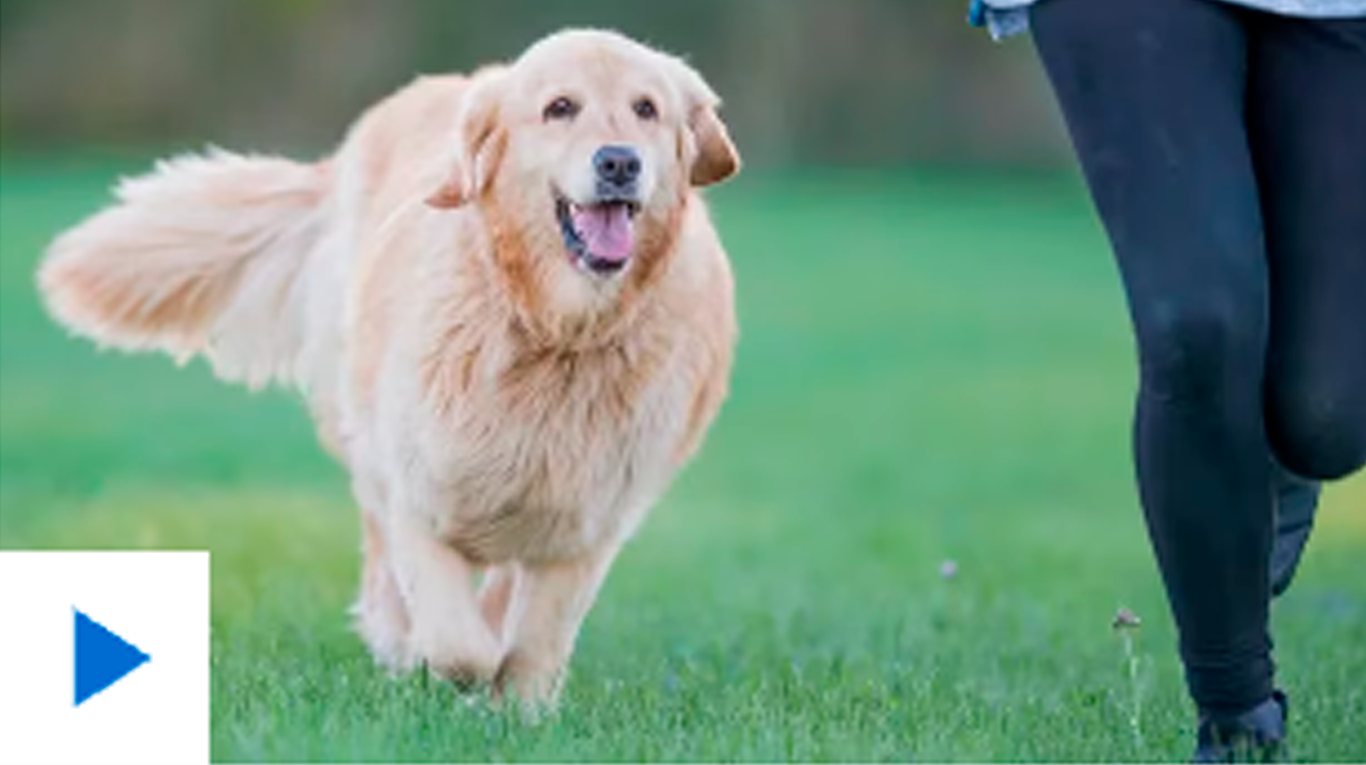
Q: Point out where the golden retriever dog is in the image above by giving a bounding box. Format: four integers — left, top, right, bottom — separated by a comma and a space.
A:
37, 28, 739, 709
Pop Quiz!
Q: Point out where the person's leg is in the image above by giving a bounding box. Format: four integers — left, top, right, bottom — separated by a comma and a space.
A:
1270, 464, 1319, 597
1249, 16, 1366, 487
1030, 0, 1281, 720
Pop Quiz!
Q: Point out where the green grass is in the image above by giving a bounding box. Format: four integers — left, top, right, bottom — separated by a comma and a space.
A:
2, 158, 1363, 762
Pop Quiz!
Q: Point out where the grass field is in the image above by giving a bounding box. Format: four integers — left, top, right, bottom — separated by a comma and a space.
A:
2, 158, 1363, 762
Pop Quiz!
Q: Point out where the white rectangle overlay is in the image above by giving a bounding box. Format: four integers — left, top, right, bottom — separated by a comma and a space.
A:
0, 551, 210, 765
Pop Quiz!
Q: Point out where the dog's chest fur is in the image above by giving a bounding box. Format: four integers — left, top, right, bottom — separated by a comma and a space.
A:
399, 312, 701, 564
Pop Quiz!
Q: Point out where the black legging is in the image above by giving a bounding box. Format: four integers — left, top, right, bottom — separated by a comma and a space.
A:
1030, 0, 1366, 715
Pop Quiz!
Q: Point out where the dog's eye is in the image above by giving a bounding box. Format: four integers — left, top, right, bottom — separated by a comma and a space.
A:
632, 98, 658, 121
543, 96, 580, 122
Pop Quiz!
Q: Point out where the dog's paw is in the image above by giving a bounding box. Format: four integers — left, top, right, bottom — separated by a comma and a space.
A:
350, 599, 417, 676
492, 650, 566, 716
412, 628, 503, 692
426, 657, 498, 693
373, 646, 420, 677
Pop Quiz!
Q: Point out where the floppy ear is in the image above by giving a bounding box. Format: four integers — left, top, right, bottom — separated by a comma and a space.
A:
427, 68, 507, 209
669, 58, 740, 188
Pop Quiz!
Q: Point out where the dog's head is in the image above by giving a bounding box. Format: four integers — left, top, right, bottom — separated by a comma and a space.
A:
428, 30, 738, 313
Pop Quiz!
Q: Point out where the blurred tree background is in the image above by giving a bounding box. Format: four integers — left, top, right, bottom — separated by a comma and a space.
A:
0, 0, 1068, 169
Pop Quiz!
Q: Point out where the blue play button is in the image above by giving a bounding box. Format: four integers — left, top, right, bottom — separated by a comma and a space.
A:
74, 608, 150, 706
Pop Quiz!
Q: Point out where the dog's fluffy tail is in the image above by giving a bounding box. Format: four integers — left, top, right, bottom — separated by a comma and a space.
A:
38, 149, 329, 389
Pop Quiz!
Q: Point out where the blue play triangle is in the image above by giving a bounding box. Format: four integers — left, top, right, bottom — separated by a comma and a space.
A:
74, 608, 150, 706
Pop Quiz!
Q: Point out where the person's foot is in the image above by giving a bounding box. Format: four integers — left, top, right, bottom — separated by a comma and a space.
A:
1270, 465, 1318, 597
1193, 691, 1288, 763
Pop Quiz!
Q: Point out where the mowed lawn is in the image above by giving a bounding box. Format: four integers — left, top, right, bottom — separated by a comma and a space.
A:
1, 157, 1363, 763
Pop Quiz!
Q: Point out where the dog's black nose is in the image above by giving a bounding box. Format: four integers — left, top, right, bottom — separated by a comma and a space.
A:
593, 145, 641, 187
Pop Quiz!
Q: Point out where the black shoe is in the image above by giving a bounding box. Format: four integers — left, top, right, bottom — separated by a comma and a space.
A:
1270, 465, 1318, 598
1193, 691, 1288, 763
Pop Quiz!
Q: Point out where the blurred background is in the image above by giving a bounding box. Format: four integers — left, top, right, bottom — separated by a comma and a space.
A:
3, 2, 1364, 762
0, 0, 1066, 168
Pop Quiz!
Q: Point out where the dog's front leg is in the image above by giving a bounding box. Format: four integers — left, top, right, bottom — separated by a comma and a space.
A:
478, 563, 522, 644
494, 543, 619, 711
386, 509, 503, 690
353, 508, 416, 674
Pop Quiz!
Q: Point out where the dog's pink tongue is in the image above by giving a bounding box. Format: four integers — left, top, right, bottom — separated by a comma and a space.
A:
572, 205, 634, 263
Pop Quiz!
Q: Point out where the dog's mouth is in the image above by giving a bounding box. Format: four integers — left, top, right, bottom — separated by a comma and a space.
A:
555, 192, 641, 276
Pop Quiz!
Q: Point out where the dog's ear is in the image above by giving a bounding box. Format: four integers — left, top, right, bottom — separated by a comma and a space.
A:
668, 58, 740, 188
428, 68, 507, 209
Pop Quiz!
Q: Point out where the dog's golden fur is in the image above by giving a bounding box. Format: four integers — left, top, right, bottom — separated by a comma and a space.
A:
37, 29, 739, 707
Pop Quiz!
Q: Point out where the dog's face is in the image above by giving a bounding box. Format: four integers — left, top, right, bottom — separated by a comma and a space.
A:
429, 30, 738, 302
